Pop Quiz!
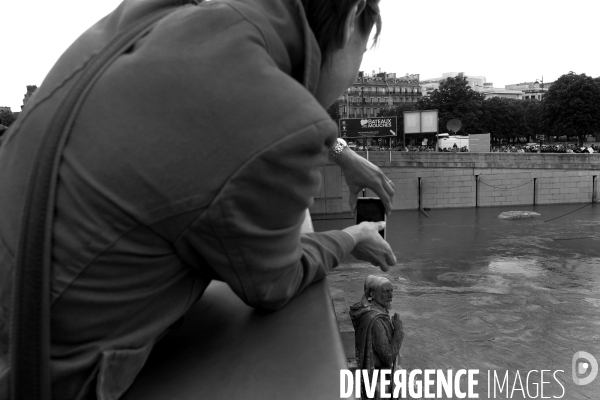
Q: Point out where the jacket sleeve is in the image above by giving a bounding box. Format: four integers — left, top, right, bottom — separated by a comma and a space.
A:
174, 120, 355, 310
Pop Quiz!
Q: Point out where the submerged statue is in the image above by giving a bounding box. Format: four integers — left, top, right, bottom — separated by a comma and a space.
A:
349, 275, 404, 399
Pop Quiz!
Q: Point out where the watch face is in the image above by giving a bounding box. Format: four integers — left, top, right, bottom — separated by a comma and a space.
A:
338, 138, 347, 146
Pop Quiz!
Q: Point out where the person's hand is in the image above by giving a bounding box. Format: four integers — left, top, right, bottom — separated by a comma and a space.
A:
334, 148, 394, 215
343, 221, 396, 271
392, 313, 403, 333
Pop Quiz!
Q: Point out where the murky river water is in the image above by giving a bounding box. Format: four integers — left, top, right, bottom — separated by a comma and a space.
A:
315, 204, 600, 399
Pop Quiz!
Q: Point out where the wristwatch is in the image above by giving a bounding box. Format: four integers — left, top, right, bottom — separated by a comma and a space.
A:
328, 138, 348, 162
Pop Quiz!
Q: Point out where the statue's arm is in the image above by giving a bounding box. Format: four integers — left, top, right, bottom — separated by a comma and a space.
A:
372, 319, 403, 367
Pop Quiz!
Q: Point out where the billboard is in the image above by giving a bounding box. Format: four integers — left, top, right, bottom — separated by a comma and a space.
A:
403, 110, 439, 134
403, 111, 421, 134
339, 117, 398, 138
469, 133, 491, 153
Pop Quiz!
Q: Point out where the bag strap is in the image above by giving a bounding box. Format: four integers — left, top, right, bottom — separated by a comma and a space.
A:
9, 6, 177, 399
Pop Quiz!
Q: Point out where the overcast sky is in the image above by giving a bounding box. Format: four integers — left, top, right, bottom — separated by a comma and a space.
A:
2, 0, 599, 111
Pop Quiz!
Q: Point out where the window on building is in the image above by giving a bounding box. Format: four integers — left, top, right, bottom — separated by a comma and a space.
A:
384, 97, 388, 103
370, 97, 374, 103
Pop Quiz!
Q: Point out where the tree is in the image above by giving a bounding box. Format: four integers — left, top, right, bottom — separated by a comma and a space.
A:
542, 72, 600, 146
326, 103, 341, 124
417, 76, 485, 135
521, 99, 541, 143
0, 110, 15, 127
480, 98, 526, 144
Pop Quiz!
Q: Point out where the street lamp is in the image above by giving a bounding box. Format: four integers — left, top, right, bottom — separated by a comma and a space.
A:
360, 86, 366, 149
535, 77, 545, 143
360, 86, 365, 118
534, 77, 544, 100
345, 88, 349, 119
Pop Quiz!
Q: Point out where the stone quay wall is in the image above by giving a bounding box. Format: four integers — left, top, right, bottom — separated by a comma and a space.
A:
309, 152, 600, 214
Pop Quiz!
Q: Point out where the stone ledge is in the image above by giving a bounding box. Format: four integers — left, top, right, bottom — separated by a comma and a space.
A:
329, 287, 356, 362
379, 162, 600, 170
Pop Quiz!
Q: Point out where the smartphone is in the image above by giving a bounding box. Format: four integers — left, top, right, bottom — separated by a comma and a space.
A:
355, 197, 386, 239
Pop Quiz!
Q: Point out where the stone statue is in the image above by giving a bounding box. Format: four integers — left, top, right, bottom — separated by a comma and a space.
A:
349, 275, 404, 399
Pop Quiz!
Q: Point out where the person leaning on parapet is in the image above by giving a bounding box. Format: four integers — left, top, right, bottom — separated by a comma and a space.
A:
0, 0, 396, 398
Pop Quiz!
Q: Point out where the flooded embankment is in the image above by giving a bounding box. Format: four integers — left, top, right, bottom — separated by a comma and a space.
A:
315, 204, 600, 399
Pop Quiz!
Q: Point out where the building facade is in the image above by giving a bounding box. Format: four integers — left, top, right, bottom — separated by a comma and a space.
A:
22, 85, 38, 110
336, 72, 422, 119
482, 89, 523, 100
420, 72, 488, 96
505, 81, 553, 100
418, 73, 553, 101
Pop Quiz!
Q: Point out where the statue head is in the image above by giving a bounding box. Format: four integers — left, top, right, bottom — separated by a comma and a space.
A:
361, 275, 393, 311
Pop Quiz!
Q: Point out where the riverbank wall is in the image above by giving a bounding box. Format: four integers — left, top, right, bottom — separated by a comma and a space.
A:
309, 152, 600, 214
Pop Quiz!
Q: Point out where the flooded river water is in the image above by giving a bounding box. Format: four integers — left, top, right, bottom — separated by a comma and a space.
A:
315, 204, 600, 399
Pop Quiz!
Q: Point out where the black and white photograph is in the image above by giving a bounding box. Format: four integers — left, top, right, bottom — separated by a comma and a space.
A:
1, 0, 599, 399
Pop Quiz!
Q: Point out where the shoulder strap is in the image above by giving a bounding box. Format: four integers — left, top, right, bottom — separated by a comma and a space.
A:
9, 6, 177, 399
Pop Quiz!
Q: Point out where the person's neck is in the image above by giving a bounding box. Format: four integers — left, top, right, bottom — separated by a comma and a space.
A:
371, 302, 389, 315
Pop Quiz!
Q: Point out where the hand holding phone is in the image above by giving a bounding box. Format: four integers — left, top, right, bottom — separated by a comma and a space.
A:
355, 197, 386, 239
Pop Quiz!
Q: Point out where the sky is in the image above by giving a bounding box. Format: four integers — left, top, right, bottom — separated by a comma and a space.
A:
2, 0, 599, 111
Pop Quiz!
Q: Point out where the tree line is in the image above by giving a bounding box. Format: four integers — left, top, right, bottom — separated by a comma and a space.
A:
377, 72, 600, 147
0, 109, 16, 129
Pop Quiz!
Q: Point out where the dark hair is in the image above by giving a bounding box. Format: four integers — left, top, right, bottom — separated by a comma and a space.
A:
301, 0, 382, 65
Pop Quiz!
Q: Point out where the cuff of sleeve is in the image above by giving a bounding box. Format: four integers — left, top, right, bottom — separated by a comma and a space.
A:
340, 230, 356, 247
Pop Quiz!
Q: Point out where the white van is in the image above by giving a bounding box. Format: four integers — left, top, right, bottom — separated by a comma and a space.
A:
436, 133, 469, 151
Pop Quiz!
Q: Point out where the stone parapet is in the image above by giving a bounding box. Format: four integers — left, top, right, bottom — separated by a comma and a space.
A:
358, 151, 600, 170
310, 152, 600, 213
